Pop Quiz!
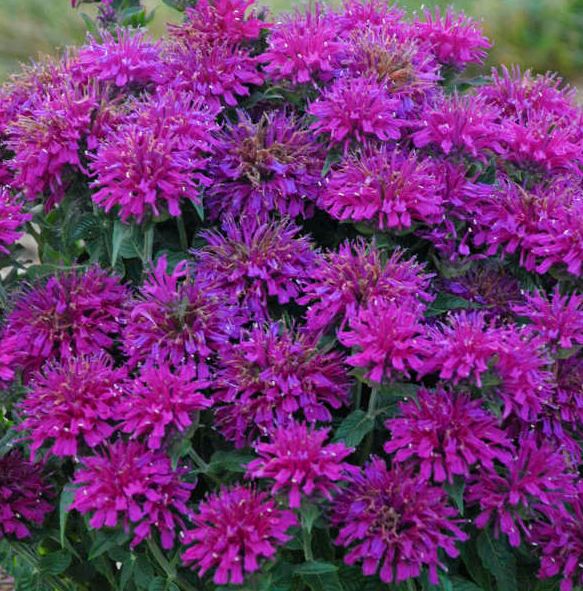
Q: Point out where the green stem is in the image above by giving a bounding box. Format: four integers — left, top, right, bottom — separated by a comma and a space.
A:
188, 448, 209, 472
143, 224, 155, 263
147, 539, 199, 591
366, 387, 379, 419
177, 217, 189, 252
302, 527, 314, 562
354, 380, 362, 410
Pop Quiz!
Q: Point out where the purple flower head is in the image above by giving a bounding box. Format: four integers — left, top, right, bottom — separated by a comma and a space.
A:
466, 436, 576, 547
0, 188, 31, 254
71, 441, 194, 550
414, 7, 490, 69
122, 256, 240, 375
259, 7, 344, 86
74, 28, 163, 88
118, 364, 211, 450
513, 287, 583, 350
480, 66, 578, 121
206, 110, 326, 221
19, 355, 126, 459
0, 452, 53, 540
0, 267, 127, 380
299, 239, 432, 332
495, 327, 553, 422
554, 357, 583, 428
309, 75, 403, 148
320, 145, 444, 231
170, 0, 268, 45
384, 387, 513, 482
501, 112, 583, 174
337, 0, 406, 37
91, 90, 218, 222
345, 25, 440, 107
338, 298, 429, 384
214, 322, 351, 447
412, 93, 504, 161
196, 216, 316, 321
246, 421, 356, 508
530, 485, 583, 591
331, 457, 467, 585
422, 312, 500, 387
164, 41, 263, 110
7, 79, 99, 207
182, 485, 296, 585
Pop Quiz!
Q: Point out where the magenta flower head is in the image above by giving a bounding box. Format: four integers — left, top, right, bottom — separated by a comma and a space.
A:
331, 457, 468, 585
337, 0, 406, 35
91, 90, 218, 222
19, 355, 126, 459
412, 93, 504, 161
309, 75, 402, 149
74, 28, 162, 88
0, 267, 127, 380
422, 312, 500, 387
414, 7, 491, 69
259, 7, 344, 85
206, 110, 326, 220
213, 322, 351, 447
182, 485, 296, 585
0, 187, 31, 254
164, 41, 263, 110
480, 66, 578, 121
246, 421, 356, 508
321, 145, 444, 231
0, 451, 53, 540
7, 78, 98, 207
513, 287, 583, 350
384, 387, 512, 482
196, 216, 316, 321
117, 364, 211, 450
466, 436, 576, 547
71, 441, 194, 550
339, 298, 428, 384
530, 485, 583, 591
299, 239, 432, 332
122, 256, 240, 375
170, 0, 268, 45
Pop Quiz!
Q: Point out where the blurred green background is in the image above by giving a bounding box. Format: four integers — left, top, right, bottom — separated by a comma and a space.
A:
1, 0, 583, 82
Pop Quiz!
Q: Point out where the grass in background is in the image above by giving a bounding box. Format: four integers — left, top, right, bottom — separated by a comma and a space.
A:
1, 0, 583, 81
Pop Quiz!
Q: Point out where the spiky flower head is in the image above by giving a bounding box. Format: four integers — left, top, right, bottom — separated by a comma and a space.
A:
384, 387, 512, 482
337, 0, 406, 35
259, 7, 344, 85
19, 355, 126, 459
213, 322, 351, 447
339, 298, 429, 383
71, 441, 194, 550
414, 7, 491, 69
0, 187, 31, 254
117, 364, 211, 450
466, 436, 576, 547
122, 256, 240, 375
331, 457, 467, 585
182, 485, 296, 585
246, 422, 356, 507
299, 239, 432, 332
0, 452, 53, 540
206, 110, 325, 221
321, 145, 443, 230
309, 75, 402, 148
91, 90, 218, 222
0, 267, 127, 380
196, 216, 316, 321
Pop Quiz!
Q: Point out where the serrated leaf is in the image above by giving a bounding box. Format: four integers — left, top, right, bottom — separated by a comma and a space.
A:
39, 550, 71, 576
476, 531, 517, 591
333, 410, 374, 447
59, 486, 76, 547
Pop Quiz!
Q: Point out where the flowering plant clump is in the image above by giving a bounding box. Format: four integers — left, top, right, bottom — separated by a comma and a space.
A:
0, 1, 581, 590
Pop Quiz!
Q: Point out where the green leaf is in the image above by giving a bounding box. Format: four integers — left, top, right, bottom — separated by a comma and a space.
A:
39, 550, 72, 576
460, 540, 494, 591
120, 559, 135, 591
294, 562, 338, 575
451, 578, 485, 591
295, 562, 343, 591
476, 531, 517, 591
207, 450, 254, 474
425, 293, 476, 317
333, 410, 374, 447
111, 221, 132, 267
444, 477, 465, 516
134, 554, 155, 588
148, 578, 167, 591
88, 530, 131, 561
300, 503, 321, 535
59, 486, 76, 548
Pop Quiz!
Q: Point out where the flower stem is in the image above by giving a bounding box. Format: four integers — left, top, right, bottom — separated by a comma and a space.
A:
302, 527, 314, 562
147, 539, 199, 591
366, 386, 379, 419
143, 224, 154, 263
177, 217, 189, 251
